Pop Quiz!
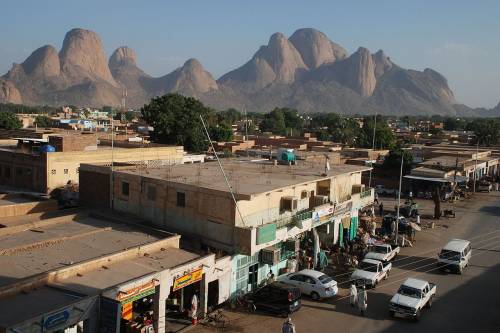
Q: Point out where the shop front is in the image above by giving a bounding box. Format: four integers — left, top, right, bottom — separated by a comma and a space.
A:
165, 267, 204, 324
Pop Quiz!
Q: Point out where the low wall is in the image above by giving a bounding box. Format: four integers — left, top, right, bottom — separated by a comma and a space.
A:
0, 196, 58, 218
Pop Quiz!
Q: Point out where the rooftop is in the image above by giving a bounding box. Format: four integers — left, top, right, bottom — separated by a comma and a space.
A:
117, 159, 370, 198
0, 212, 167, 287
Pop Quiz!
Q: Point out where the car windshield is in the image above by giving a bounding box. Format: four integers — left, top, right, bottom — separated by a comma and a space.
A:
374, 246, 388, 254
318, 275, 333, 284
439, 250, 461, 261
398, 285, 422, 298
359, 262, 378, 272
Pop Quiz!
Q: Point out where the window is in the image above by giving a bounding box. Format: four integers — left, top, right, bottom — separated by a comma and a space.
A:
176, 192, 186, 207
64, 169, 69, 175
122, 182, 130, 196
280, 197, 297, 212
147, 185, 156, 201
301, 190, 308, 199
51, 169, 56, 175
304, 276, 316, 285
289, 274, 305, 282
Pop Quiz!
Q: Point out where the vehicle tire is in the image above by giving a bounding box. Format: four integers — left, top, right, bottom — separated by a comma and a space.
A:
426, 296, 433, 309
389, 310, 395, 318
311, 291, 321, 301
414, 310, 421, 322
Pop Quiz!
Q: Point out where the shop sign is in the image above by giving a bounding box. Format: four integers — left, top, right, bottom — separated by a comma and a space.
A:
333, 200, 352, 218
256, 223, 276, 245
117, 280, 157, 304
173, 268, 203, 291
313, 206, 334, 223
43, 309, 70, 329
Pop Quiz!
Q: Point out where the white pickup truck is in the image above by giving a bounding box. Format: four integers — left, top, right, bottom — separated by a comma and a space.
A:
389, 278, 437, 321
350, 258, 392, 288
365, 244, 400, 262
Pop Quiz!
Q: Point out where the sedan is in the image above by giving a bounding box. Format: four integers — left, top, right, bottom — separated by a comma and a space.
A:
278, 269, 338, 300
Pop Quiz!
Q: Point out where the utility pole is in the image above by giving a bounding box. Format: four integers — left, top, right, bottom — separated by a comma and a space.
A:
368, 113, 377, 188
110, 107, 115, 209
473, 139, 479, 193
395, 153, 404, 243
453, 152, 459, 187
244, 109, 249, 157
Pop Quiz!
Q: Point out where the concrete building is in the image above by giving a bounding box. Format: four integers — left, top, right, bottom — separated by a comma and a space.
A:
0, 208, 231, 333
80, 159, 374, 295
0, 134, 186, 193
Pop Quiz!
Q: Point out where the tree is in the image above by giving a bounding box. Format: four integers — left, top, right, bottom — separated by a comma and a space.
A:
141, 93, 214, 152
383, 149, 413, 174
467, 118, 500, 146
217, 108, 242, 125
34, 115, 51, 128
311, 113, 361, 146
0, 111, 22, 130
209, 123, 233, 142
360, 116, 396, 149
259, 108, 287, 135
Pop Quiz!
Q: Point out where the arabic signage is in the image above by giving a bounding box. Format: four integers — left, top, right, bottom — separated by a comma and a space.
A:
333, 200, 353, 218
43, 309, 70, 329
117, 280, 157, 304
173, 268, 203, 291
313, 205, 334, 223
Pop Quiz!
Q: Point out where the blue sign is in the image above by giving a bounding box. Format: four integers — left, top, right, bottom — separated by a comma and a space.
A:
43, 309, 70, 329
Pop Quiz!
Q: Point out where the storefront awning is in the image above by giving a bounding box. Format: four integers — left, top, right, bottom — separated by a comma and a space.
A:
404, 175, 468, 183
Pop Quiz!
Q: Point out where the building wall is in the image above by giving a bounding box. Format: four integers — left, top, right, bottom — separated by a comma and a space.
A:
112, 173, 237, 252
46, 146, 184, 191
0, 150, 47, 192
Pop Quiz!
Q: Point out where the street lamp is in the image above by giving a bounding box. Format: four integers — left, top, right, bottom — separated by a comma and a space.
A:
395, 152, 404, 244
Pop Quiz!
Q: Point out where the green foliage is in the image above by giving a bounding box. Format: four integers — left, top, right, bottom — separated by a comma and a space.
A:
141, 93, 214, 152
315, 130, 331, 141
383, 149, 413, 173
311, 113, 360, 146
34, 115, 51, 128
443, 117, 466, 131
0, 111, 22, 130
466, 118, 500, 145
217, 108, 242, 125
359, 116, 396, 149
0, 103, 59, 115
209, 123, 234, 142
259, 107, 303, 135
101, 106, 113, 114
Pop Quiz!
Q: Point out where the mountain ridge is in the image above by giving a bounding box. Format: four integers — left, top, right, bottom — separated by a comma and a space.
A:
0, 27, 497, 116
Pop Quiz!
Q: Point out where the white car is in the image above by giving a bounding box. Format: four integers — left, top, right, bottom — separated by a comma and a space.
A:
437, 239, 471, 274
350, 258, 392, 288
278, 269, 338, 300
389, 278, 436, 321
365, 244, 400, 262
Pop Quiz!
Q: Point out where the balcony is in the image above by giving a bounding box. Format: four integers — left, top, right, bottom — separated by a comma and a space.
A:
275, 209, 313, 229
352, 187, 374, 209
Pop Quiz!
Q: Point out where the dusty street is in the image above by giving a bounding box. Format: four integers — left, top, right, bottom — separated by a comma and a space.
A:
192, 191, 500, 333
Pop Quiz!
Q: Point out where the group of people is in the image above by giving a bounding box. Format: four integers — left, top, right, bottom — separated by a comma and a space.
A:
349, 283, 368, 316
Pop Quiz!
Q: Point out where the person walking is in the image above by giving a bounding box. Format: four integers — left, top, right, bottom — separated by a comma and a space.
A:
267, 269, 275, 284
190, 293, 198, 325
349, 283, 358, 307
374, 192, 379, 204
379, 202, 384, 217
282, 317, 296, 333
357, 285, 367, 316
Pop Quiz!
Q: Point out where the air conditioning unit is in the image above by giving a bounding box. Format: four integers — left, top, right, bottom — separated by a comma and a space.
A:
261, 246, 281, 265
284, 238, 300, 253
312, 195, 329, 207
281, 196, 298, 212
352, 184, 365, 194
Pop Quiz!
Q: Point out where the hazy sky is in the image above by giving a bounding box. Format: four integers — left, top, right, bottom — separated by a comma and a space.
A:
1, 0, 499, 108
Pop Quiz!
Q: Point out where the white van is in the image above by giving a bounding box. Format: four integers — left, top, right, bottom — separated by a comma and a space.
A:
437, 239, 471, 274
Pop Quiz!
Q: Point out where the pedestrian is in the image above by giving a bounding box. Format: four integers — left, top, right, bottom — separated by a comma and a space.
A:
374, 192, 379, 204
379, 202, 384, 217
267, 269, 275, 284
282, 317, 296, 333
349, 283, 358, 307
416, 214, 421, 226
371, 219, 377, 237
190, 293, 198, 325
370, 205, 375, 217
357, 285, 367, 316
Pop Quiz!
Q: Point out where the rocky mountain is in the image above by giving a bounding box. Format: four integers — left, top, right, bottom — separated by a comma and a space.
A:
0, 27, 491, 116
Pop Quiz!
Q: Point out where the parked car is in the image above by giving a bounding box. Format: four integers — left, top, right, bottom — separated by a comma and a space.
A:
350, 258, 392, 288
365, 243, 400, 262
389, 278, 436, 321
478, 181, 492, 192
382, 215, 409, 234
437, 239, 471, 274
375, 185, 397, 196
245, 282, 301, 316
278, 269, 338, 300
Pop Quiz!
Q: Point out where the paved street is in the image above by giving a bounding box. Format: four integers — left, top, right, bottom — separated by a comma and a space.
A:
193, 191, 500, 333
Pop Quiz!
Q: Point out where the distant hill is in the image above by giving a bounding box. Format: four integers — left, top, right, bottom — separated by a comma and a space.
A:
0, 27, 498, 116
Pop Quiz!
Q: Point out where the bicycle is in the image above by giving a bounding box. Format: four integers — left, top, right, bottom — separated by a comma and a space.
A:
204, 309, 229, 329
